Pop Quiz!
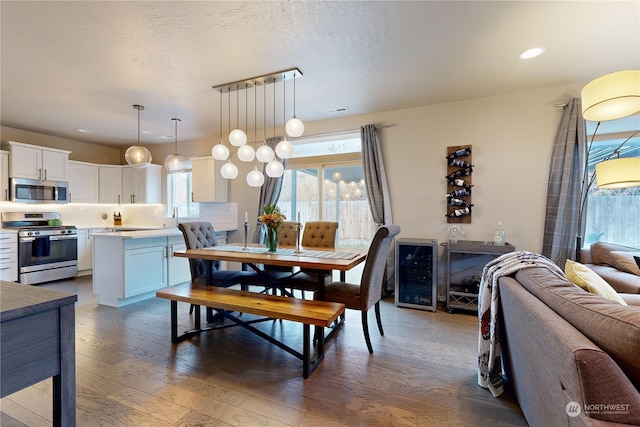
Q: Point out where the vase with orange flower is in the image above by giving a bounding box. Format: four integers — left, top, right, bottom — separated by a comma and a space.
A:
258, 204, 286, 252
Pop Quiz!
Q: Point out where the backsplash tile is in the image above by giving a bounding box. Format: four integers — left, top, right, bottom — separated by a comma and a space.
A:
0, 202, 238, 231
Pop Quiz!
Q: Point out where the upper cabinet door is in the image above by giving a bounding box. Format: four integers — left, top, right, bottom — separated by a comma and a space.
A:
191, 156, 228, 202
9, 143, 41, 179
99, 165, 123, 203
68, 161, 99, 203
41, 149, 68, 181
7, 141, 70, 181
121, 165, 161, 204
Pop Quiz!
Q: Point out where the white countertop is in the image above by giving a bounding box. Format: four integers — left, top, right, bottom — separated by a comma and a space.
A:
92, 228, 183, 239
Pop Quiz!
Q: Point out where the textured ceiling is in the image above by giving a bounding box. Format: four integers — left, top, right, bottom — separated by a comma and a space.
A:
1, 1, 639, 146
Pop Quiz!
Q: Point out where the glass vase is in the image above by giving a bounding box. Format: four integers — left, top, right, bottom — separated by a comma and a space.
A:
265, 225, 278, 252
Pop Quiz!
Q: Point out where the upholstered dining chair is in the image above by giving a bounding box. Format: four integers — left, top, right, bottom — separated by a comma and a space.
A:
321, 224, 401, 354
262, 221, 299, 275
280, 221, 340, 296
178, 222, 263, 314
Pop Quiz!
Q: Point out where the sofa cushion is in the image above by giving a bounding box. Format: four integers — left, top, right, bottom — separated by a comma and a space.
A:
586, 264, 640, 294
514, 267, 640, 388
590, 242, 639, 267
565, 260, 627, 305
611, 251, 640, 276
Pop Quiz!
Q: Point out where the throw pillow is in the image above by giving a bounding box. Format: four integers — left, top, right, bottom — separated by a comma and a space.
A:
635, 255, 640, 270
610, 251, 640, 276
565, 260, 628, 305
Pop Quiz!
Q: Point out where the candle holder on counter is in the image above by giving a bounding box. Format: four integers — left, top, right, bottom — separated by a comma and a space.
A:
243, 222, 250, 250
294, 222, 303, 253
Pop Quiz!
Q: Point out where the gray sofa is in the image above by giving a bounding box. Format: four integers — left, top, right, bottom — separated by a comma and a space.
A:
581, 242, 640, 294
498, 267, 640, 426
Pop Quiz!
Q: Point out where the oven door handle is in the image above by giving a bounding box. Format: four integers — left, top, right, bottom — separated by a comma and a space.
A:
21, 236, 77, 242
49, 236, 78, 241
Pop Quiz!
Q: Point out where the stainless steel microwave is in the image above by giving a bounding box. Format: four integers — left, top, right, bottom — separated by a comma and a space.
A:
10, 177, 69, 203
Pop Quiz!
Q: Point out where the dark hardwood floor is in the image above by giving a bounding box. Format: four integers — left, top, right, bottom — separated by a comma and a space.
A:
1, 275, 526, 426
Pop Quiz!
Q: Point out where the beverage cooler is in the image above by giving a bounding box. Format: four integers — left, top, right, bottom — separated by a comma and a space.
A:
395, 238, 438, 312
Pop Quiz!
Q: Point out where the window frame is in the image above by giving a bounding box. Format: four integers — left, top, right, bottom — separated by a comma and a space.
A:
166, 170, 199, 219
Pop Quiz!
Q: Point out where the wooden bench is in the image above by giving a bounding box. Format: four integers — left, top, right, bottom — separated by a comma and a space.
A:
156, 284, 345, 378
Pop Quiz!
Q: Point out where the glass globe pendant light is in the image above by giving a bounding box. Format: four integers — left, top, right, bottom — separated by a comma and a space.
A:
164, 118, 188, 174
256, 144, 275, 162
212, 142, 230, 161
212, 90, 230, 160
125, 104, 152, 168
229, 85, 247, 147
220, 160, 238, 179
237, 144, 255, 162
247, 165, 265, 187
275, 138, 293, 159
285, 71, 304, 137
266, 159, 284, 177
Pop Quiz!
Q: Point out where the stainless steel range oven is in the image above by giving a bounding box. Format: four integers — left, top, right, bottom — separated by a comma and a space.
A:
1, 212, 78, 285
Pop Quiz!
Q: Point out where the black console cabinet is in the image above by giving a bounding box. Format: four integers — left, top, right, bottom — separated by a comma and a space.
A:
446, 240, 515, 313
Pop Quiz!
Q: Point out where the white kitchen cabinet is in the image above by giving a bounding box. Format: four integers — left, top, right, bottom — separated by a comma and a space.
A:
191, 156, 228, 202
124, 240, 168, 297
77, 228, 100, 273
121, 164, 161, 204
167, 234, 191, 286
0, 231, 18, 282
92, 229, 188, 307
1, 150, 8, 201
7, 141, 70, 181
98, 165, 123, 203
68, 161, 99, 203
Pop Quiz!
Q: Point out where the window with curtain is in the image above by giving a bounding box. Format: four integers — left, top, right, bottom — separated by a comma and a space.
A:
584, 118, 640, 248
167, 170, 199, 218
276, 132, 376, 248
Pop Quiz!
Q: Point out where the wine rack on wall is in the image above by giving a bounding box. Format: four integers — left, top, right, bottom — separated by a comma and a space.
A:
446, 144, 473, 223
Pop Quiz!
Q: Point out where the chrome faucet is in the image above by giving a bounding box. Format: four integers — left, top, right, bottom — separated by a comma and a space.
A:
172, 206, 179, 227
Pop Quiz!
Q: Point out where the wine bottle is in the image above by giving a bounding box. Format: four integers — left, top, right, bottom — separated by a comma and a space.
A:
445, 166, 473, 180
448, 159, 473, 168
445, 206, 471, 217
448, 178, 473, 188
445, 147, 471, 160
445, 187, 471, 198
449, 198, 473, 207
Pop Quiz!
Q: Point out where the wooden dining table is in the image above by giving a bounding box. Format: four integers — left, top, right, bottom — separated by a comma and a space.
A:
173, 243, 368, 300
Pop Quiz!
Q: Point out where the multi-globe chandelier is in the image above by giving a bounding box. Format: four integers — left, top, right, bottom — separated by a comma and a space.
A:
211, 68, 303, 187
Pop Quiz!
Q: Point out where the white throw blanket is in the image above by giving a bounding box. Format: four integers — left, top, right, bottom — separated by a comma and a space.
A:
477, 251, 565, 397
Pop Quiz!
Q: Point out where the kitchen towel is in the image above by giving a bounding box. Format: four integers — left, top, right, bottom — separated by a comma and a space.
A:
32, 236, 51, 257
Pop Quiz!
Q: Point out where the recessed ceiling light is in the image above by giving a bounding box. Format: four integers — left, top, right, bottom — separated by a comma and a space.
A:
77, 128, 92, 133
520, 47, 545, 59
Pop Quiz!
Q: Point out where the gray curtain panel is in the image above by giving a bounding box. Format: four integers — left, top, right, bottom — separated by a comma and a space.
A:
541, 98, 586, 267
361, 124, 395, 292
252, 137, 286, 244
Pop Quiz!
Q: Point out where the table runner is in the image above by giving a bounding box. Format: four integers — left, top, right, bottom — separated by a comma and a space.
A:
204, 245, 360, 260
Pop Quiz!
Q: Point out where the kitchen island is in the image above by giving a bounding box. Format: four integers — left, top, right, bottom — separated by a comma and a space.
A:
92, 228, 192, 307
